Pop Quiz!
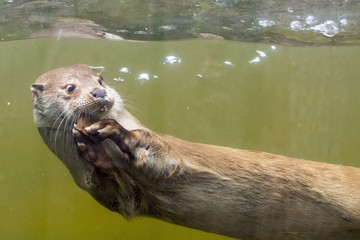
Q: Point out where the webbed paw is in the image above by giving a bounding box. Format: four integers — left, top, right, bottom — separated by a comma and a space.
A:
72, 128, 115, 174
84, 119, 134, 157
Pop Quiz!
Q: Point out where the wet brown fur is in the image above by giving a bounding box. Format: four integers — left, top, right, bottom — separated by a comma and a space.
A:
31, 64, 360, 240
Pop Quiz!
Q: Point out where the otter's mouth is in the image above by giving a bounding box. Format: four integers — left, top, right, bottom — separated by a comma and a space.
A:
101, 105, 108, 112
76, 96, 114, 125
75, 100, 113, 137
97, 97, 113, 115
100, 97, 111, 113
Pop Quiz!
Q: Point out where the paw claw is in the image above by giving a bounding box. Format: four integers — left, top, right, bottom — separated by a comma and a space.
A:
72, 128, 81, 138
77, 142, 86, 151
85, 125, 101, 136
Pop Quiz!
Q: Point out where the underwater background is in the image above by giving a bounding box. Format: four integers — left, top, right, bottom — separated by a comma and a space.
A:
1, 0, 360, 239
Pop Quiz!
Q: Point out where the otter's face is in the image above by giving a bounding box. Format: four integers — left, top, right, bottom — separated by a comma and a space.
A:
30, 64, 126, 192
30, 64, 121, 129
51, 73, 115, 121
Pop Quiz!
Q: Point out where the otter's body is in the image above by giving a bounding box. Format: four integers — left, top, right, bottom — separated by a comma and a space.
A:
31, 64, 360, 240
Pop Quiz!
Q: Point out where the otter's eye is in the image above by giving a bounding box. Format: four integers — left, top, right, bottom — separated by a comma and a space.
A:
66, 84, 75, 93
98, 76, 105, 86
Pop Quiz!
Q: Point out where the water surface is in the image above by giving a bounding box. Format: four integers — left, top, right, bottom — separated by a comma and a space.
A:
1, 0, 360, 45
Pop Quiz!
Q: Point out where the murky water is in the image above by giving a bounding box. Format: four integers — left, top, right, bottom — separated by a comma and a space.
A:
0, 37, 360, 239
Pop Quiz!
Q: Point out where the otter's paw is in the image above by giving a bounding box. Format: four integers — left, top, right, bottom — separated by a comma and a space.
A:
84, 119, 124, 140
72, 128, 115, 173
84, 119, 134, 157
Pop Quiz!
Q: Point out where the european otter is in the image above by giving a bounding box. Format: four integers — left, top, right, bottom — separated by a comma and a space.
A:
31, 64, 360, 240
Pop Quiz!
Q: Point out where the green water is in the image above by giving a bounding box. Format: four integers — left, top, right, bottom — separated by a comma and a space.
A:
0, 38, 360, 239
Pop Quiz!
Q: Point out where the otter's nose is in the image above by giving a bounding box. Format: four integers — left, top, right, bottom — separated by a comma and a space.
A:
90, 88, 107, 99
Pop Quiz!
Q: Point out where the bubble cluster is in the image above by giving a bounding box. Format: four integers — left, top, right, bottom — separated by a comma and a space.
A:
286, 15, 345, 38
159, 25, 176, 31
113, 47, 279, 84
249, 50, 267, 64
252, 10, 351, 40
290, 21, 305, 31
258, 20, 275, 28
310, 20, 339, 37
112, 67, 130, 83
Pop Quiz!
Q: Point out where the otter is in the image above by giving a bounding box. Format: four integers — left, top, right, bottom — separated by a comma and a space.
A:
31, 64, 360, 240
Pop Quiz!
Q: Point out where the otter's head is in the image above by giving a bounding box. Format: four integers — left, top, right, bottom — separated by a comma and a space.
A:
30, 65, 128, 199
31, 64, 123, 129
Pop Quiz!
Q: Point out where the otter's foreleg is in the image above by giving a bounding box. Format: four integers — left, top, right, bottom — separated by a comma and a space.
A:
72, 127, 144, 217
81, 119, 174, 179
83, 119, 136, 158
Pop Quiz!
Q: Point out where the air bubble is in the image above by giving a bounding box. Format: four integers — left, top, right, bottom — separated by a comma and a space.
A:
162, 55, 181, 65
256, 50, 266, 58
258, 20, 275, 27
249, 57, 260, 64
137, 73, 150, 84
134, 31, 148, 35
290, 21, 305, 31
119, 67, 130, 74
340, 19, 348, 26
159, 25, 176, 31
305, 15, 318, 25
223, 61, 235, 67
310, 20, 339, 37
113, 77, 125, 82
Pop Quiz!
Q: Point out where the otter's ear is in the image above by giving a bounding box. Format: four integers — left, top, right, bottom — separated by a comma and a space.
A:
90, 66, 106, 76
30, 83, 45, 98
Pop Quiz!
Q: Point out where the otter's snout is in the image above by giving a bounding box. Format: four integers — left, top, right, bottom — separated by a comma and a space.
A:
91, 88, 107, 99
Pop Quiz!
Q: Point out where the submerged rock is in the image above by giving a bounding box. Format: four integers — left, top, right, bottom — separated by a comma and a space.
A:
30, 26, 124, 41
